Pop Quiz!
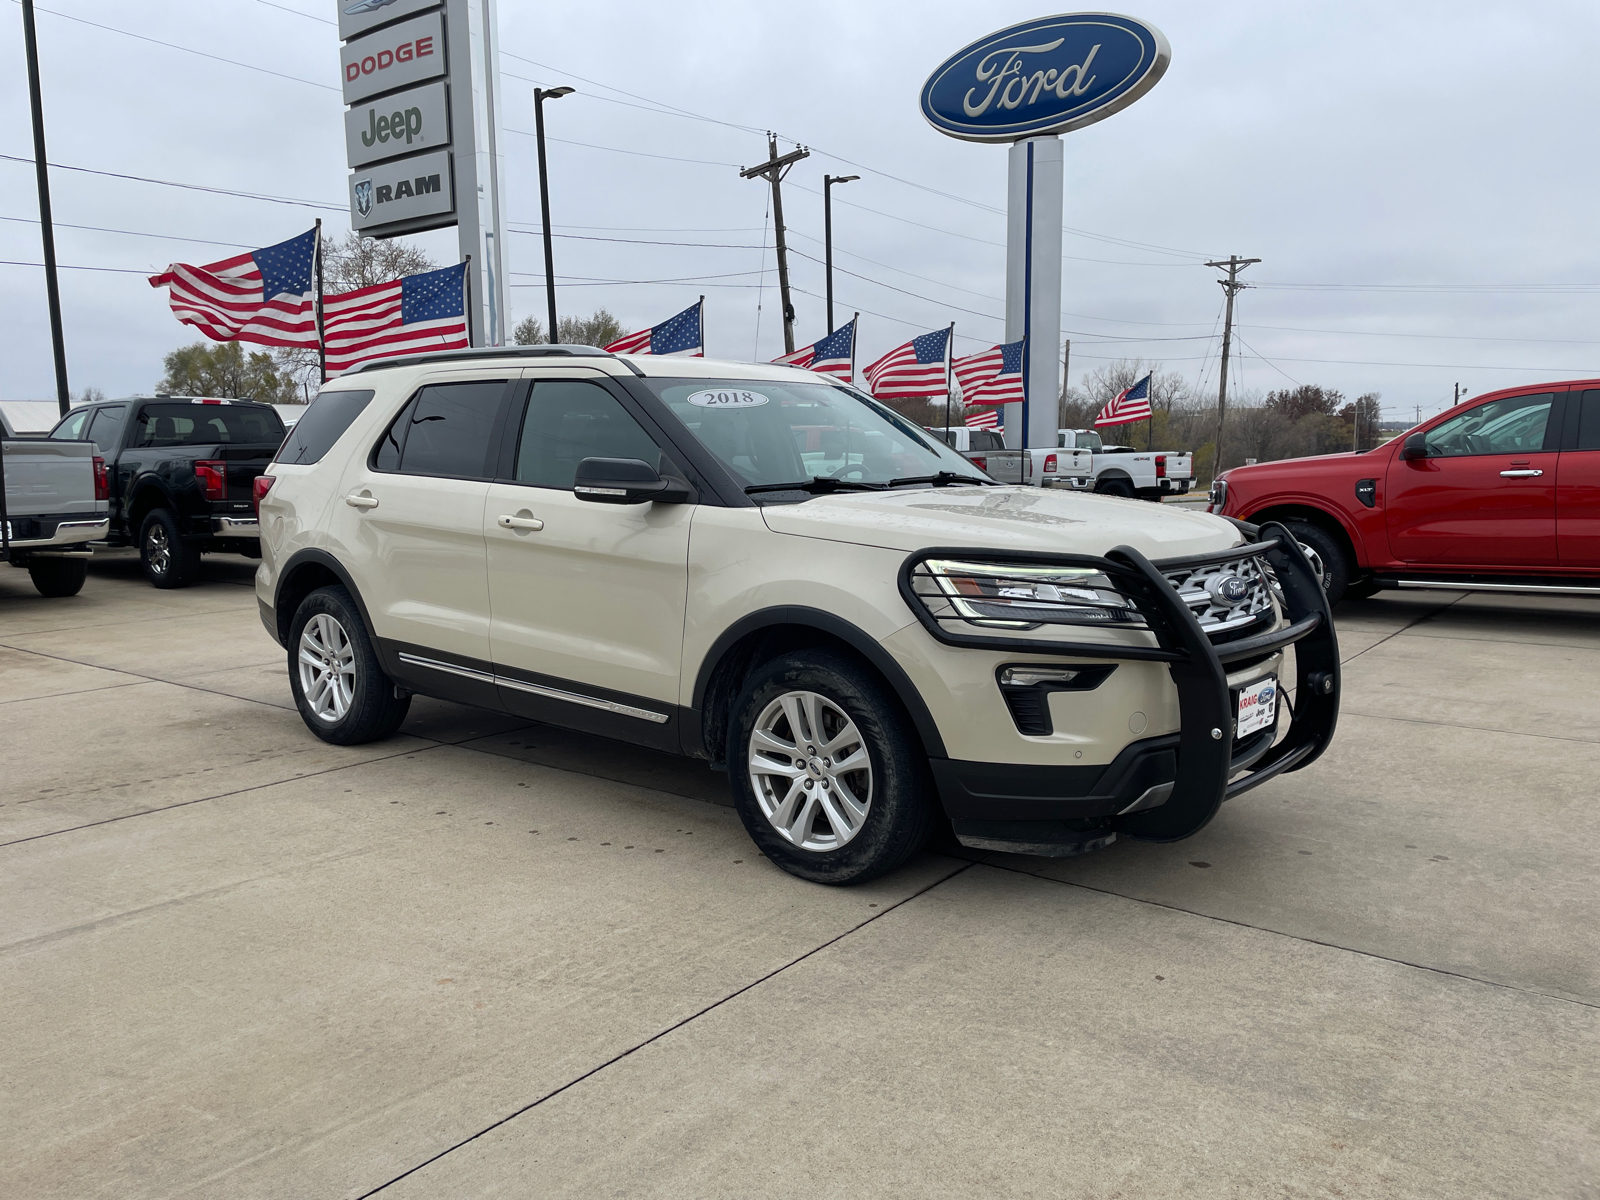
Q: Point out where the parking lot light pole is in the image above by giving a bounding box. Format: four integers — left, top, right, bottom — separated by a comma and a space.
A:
533, 86, 575, 344
823, 174, 858, 334
21, 0, 69, 417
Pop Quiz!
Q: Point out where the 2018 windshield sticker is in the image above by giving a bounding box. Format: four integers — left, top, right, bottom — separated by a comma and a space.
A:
687, 389, 770, 409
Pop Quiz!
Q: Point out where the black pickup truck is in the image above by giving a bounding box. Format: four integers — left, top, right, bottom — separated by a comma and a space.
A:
47, 396, 286, 588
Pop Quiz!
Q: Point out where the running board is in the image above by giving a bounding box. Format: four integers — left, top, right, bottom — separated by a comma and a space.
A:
1375, 575, 1600, 598
396, 651, 670, 724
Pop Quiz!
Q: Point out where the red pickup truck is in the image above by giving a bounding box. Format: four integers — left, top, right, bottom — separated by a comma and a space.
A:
1209, 379, 1600, 604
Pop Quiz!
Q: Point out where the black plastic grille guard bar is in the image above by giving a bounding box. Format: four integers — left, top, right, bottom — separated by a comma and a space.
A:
896, 529, 1340, 842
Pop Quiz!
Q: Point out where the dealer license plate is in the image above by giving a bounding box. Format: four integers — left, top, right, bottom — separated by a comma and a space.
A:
1236, 676, 1278, 738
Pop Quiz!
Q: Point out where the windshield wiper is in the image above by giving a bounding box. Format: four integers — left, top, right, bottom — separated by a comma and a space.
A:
744, 476, 887, 495
887, 471, 990, 488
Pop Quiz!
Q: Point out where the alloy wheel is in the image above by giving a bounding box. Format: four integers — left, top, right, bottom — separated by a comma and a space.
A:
748, 690, 873, 851
146, 524, 171, 576
297, 613, 356, 724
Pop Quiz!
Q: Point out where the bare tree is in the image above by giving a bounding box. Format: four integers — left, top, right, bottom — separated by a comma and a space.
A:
514, 309, 625, 348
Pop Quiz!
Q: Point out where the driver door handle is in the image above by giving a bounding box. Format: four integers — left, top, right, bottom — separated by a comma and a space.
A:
497, 514, 544, 531
345, 492, 379, 509
1499, 469, 1543, 478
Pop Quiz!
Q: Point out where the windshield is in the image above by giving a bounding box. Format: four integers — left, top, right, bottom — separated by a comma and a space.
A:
645, 378, 980, 491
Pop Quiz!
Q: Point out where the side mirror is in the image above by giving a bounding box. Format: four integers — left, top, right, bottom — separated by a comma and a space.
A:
573, 457, 690, 504
1400, 432, 1429, 461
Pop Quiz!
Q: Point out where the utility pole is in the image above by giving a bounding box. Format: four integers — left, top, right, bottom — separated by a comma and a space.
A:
533, 85, 575, 344
741, 134, 809, 354
823, 173, 858, 333
1453, 382, 1468, 407
21, 0, 69, 417
1058, 338, 1071, 428
1204, 254, 1260, 477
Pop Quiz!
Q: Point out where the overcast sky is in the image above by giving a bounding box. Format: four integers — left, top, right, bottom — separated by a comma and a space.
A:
3, 0, 1599, 425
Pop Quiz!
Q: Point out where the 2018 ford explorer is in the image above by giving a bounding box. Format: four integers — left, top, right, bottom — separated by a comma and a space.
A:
255, 346, 1340, 884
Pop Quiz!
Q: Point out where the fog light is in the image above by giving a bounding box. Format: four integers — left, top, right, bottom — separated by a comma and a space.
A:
1000, 666, 1081, 687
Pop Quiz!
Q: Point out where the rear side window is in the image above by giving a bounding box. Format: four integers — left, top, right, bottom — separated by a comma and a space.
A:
275, 389, 374, 465
513, 380, 660, 490
1577, 391, 1600, 451
377, 381, 508, 479
50, 409, 90, 440
87, 405, 127, 452
134, 403, 286, 447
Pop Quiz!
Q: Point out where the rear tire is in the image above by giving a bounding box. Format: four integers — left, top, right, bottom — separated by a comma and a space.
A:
1096, 478, 1135, 498
288, 585, 411, 745
140, 509, 196, 589
729, 650, 932, 885
1284, 519, 1351, 605
28, 558, 88, 597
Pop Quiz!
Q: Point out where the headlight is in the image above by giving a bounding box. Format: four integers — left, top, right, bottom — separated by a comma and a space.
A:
1209, 478, 1228, 510
915, 558, 1144, 629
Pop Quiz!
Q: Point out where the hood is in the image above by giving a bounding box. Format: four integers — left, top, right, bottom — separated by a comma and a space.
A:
760, 486, 1240, 560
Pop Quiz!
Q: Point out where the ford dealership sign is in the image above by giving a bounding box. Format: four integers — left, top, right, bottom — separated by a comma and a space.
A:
920, 13, 1170, 142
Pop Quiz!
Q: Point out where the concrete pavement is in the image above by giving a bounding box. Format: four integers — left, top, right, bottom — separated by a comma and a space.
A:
3, 552, 1596, 1198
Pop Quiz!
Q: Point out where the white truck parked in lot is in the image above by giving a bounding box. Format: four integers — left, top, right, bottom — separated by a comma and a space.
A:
926, 426, 1092, 488
1, 408, 110, 596
1057, 428, 1195, 500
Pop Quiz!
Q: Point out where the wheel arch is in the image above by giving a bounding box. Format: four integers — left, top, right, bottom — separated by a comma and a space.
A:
272, 549, 378, 651
1245, 503, 1362, 574
689, 607, 947, 765
127, 479, 179, 531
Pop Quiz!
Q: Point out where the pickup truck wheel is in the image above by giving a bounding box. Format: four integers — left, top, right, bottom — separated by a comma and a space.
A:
28, 557, 88, 597
1096, 478, 1135, 498
1283, 520, 1350, 605
731, 650, 932, 885
288, 585, 411, 744
139, 509, 196, 589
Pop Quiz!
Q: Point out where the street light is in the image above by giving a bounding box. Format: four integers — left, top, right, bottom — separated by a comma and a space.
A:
823, 174, 858, 333
533, 85, 575, 343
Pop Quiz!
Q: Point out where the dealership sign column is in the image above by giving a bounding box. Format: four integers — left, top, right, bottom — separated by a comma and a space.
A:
338, 0, 509, 347
920, 14, 1170, 451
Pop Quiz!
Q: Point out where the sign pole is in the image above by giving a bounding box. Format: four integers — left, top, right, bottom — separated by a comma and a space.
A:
446, 0, 508, 347
21, 0, 69, 417
1004, 136, 1063, 453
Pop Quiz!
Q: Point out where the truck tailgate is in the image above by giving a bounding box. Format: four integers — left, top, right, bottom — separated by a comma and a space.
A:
2, 438, 99, 518
1166, 454, 1194, 480
216, 444, 281, 506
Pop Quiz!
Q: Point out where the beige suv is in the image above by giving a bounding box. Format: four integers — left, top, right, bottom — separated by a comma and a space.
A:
254, 347, 1340, 884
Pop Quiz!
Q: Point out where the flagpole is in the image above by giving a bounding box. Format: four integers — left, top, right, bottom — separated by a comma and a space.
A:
850, 312, 858, 385
945, 322, 955, 431
314, 219, 326, 385
462, 254, 473, 352
698, 295, 705, 355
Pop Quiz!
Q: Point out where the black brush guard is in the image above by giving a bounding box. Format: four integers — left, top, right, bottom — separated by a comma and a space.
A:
898, 521, 1341, 843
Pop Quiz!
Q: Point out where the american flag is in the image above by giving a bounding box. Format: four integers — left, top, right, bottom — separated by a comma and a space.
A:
1095, 372, 1154, 427
953, 338, 1025, 406
772, 317, 855, 381
603, 299, 704, 356
147, 228, 319, 348
965, 406, 1000, 430
864, 327, 950, 399
323, 262, 469, 375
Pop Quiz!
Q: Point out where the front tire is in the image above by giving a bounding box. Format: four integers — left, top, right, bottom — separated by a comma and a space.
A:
288, 585, 411, 744
28, 557, 88, 597
140, 509, 196, 589
1284, 519, 1352, 605
730, 650, 932, 885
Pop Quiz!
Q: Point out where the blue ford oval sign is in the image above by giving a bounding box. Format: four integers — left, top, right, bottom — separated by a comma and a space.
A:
921, 13, 1171, 143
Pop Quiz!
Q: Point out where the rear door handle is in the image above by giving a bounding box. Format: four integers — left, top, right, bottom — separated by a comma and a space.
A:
497, 514, 544, 531
1499, 469, 1543, 478
345, 492, 379, 509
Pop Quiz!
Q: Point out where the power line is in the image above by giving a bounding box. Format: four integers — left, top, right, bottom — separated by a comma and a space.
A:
24, 1, 338, 91
0, 259, 153, 275
0, 153, 343, 211
0, 213, 251, 250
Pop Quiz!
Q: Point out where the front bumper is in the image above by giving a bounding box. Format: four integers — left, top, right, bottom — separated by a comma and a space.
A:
905, 522, 1340, 854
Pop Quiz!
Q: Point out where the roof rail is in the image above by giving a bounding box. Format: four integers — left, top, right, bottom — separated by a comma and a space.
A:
344, 344, 641, 376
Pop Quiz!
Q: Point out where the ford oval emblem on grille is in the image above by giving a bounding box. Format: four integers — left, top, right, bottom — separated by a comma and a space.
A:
1206, 574, 1251, 607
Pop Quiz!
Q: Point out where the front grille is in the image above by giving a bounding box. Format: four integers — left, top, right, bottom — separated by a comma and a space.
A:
1159, 551, 1276, 635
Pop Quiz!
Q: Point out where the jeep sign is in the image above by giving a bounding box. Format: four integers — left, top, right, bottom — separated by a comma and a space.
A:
349, 148, 454, 233
339, 10, 444, 105
344, 80, 450, 169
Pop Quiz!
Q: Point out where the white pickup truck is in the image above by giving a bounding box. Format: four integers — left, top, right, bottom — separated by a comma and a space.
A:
926, 426, 1092, 489
2, 408, 109, 596
1057, 428, 1195, 500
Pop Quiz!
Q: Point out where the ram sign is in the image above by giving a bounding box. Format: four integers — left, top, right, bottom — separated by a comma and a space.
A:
349, 148, 454, 234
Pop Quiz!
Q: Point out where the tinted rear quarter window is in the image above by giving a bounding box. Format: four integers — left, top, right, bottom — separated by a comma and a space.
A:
135, 403, 285, 447
380, 381, 508, 478
1577, 390, 1600, 451
275, 390, 374, 465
